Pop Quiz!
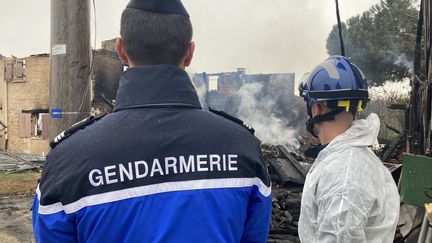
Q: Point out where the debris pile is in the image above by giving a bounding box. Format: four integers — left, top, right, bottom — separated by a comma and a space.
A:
262, 144, 312, 243
268, 188, 302, 243
0, 152, 43, 173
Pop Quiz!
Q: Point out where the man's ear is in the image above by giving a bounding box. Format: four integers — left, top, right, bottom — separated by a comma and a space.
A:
311, 103, 323, 118
116, 38, 129, 65
183, 41, 195, 67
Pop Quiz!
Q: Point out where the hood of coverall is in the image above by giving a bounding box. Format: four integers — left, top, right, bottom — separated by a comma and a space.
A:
326, 113, 380, 149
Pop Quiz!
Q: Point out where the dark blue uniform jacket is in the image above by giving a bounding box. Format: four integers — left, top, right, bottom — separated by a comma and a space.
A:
32, 65, 272, 243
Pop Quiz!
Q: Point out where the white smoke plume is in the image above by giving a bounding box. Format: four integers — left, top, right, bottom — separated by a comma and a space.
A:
236, 82, 300, 150
394, 53, 414, 74
189, 72, 207, 106
368, 79, 410, 100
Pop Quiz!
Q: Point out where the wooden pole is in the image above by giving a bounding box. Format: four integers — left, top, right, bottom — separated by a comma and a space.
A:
409, 0, 424, 154
49, 0, 91, 141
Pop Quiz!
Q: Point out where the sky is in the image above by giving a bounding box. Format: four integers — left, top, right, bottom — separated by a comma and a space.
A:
0, 0, 384, 80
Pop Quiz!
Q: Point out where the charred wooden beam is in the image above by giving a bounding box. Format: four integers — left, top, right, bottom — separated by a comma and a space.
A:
95, 91, 114, 109
380, 131, 407, 162
388, 104, 407, 110
385, 123, 401, 134
277, 145, 308, 178
269, 158, 305, 185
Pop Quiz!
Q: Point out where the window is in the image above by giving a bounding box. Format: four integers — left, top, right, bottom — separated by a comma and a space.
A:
208, 76, 219, 91
4, 58, 26, 82
19, 111, 49, 139
14, 59, 26, 81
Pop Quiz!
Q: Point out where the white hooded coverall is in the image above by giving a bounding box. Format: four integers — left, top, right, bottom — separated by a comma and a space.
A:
298, 113, 400, 243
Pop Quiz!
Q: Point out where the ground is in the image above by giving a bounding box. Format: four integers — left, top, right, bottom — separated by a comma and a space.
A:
0, 171, 40, 243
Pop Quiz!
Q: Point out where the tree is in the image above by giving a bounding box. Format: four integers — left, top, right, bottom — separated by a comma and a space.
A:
327, 0, 418, 86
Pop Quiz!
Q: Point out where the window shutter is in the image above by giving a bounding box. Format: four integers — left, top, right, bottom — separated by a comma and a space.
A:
5, 61, 13, 82
41, 114, 50, 140
15, 59, 25, 80
19, 113, 32, 138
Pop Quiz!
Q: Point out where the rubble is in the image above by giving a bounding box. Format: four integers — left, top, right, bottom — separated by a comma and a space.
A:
262, 144, 309, 242
268, 187, 302, 243
380, 131, 406, 163
0, 152, 43, 173
266, 145, 309, 185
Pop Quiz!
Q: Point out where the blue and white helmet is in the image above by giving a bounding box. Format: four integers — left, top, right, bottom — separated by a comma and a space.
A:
299, 55, 369, 112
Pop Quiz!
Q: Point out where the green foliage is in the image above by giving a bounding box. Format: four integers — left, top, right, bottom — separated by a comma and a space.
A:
327, 0, 418, 86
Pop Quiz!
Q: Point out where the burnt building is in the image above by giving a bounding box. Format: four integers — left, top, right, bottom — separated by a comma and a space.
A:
0, 54, 51, 155
0, 40, 123, 155
91, 48, 123, 114
193, 68, 296, 114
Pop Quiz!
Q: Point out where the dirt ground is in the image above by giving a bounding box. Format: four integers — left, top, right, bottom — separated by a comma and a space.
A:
0, 171, 40, 243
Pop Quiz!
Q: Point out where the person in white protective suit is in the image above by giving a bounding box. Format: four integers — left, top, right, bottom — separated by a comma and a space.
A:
297, 55, 400, 243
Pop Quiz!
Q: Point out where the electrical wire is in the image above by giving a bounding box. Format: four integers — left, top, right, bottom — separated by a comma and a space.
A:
89, 0, 97, 76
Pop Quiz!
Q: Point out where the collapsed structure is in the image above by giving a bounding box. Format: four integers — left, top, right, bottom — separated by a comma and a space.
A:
193, 68, 295, 112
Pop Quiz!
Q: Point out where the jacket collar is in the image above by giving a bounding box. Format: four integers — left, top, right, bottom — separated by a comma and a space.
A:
327, 113, 380, 148
113, 65, 202, 112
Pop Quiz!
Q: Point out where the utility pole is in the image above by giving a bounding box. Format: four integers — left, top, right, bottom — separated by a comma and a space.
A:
335, 0, 345, 57
50, 0, 91, 141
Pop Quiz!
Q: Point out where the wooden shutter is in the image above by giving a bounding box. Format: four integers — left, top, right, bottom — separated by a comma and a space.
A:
41, 114, 50, 140
5, 61, 13, 82
15, 59, 25, 80
19, 113, 32, 138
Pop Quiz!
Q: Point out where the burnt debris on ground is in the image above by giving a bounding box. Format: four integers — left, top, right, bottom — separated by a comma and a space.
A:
0, 152, 44, 174
262, 143, 313, 243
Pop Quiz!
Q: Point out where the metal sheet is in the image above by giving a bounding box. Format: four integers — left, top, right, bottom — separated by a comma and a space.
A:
400, 153, 432, 206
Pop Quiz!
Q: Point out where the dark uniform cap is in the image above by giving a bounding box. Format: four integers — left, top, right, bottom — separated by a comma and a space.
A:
126, 0, 189, 17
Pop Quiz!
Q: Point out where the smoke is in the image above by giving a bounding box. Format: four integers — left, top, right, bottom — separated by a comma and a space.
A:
394, 53, 414, 74
190, 72, 306, 148
369, 51, 412, 100
368, 79, 410, 100
189, 72, 208, 106
235, 81, 301, 150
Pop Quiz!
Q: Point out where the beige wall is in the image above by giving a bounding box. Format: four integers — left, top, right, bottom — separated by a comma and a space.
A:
0, 50, 120, 156
0, 55, 50, 155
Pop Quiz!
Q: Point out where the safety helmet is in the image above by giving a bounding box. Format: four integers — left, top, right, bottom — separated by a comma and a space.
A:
299, 55, 369, 113
298, 55, 369, 137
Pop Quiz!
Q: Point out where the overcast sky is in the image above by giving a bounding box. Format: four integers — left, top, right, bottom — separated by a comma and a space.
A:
0, 0, 386, 79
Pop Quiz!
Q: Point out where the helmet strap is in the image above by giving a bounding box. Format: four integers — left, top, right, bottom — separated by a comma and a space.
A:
349, 105, 357, 119
306, 107, 345, 138
327, 99, 363, 119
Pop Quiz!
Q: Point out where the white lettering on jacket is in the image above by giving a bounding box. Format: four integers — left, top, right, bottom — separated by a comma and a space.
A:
88, 154, 239, 187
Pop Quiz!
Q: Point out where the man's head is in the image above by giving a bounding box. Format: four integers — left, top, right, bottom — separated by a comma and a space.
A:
116, 0, 194, 68
299, 56, 369, 144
